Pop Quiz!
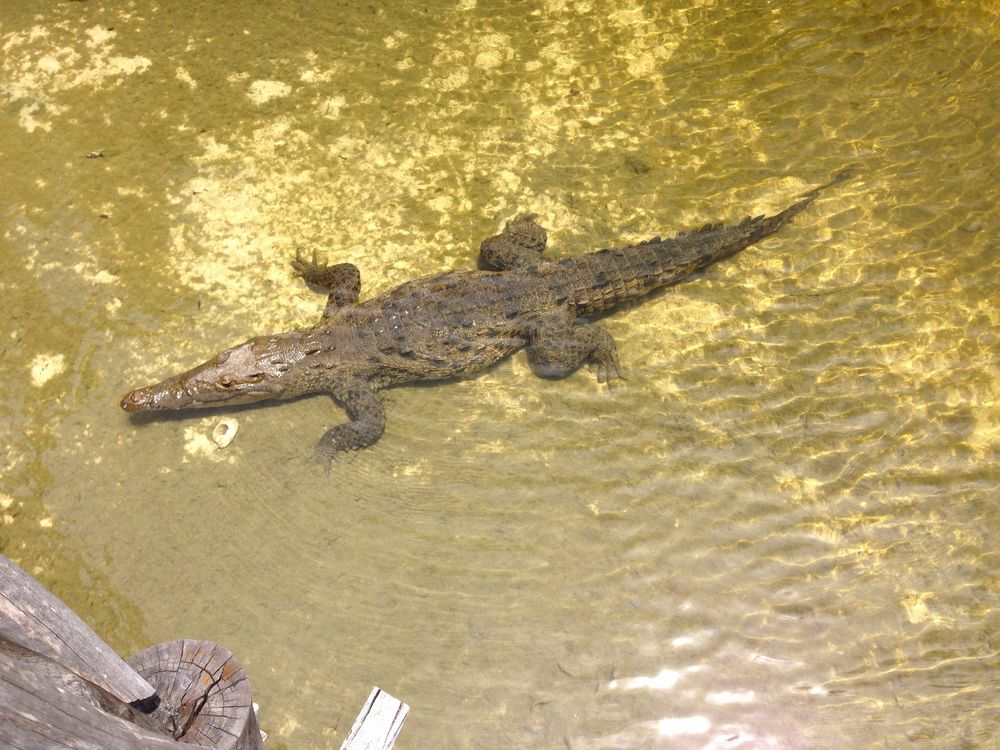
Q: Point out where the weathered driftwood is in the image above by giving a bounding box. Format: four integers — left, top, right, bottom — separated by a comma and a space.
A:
1, 555, 263, 748
0, 636, 183, 749
0, 553, 155, 706
341, 687, 409, 750
128, 639, 263, 750
1, 553, 404, 749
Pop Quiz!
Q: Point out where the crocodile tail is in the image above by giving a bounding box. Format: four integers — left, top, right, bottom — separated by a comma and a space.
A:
569, 170, 852, 314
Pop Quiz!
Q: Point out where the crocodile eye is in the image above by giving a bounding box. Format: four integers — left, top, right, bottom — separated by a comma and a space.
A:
219, 376, 234, 388
245, 373, 265, 383
216, 352, 231, 364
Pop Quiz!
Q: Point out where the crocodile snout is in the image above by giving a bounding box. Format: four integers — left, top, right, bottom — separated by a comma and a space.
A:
120, 383, 187, 411
120, 389, 151, 412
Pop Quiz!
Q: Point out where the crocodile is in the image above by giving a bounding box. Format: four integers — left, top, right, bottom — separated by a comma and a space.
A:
121, 172, 850, 466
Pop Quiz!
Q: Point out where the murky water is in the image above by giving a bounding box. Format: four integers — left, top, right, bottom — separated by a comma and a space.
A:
2, 1, 999, 747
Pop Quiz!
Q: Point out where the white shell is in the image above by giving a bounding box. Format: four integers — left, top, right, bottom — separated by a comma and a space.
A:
212, 418, 239, 448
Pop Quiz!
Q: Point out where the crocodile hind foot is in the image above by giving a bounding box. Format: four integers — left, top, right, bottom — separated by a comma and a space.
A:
526, 318, 622, 384
292, 249, 362, 312
479, 213, 548, 270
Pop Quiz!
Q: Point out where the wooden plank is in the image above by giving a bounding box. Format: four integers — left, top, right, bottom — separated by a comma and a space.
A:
128, 639, 263, 750
341, 687, 409, 750
0, 636, 184, 749
0, 553, 155, 705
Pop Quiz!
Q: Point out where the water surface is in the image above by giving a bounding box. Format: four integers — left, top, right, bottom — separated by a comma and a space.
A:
1, 1, 998, 747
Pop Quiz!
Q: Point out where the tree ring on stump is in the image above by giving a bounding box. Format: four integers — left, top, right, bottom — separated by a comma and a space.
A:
127, 640, 262, 749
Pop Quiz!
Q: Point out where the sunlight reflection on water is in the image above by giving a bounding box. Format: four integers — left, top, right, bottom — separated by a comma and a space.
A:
2, 0, 998, 748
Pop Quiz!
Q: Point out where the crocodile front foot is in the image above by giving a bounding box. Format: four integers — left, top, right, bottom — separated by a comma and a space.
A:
292, 249, 362, 310
313, 383, 387, 470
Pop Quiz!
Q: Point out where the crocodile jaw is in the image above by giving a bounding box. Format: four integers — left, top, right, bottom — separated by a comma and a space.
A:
120, 337, 293, 412
120, 375, 275, 412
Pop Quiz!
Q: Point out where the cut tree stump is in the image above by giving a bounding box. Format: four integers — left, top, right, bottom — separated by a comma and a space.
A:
1, 553, 408, 749
0, 553, 155, 706
128, 639, 263, 750
341, 687, 409, 750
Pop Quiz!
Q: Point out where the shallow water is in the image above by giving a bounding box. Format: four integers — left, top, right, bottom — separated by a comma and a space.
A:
2, 1, 998, 747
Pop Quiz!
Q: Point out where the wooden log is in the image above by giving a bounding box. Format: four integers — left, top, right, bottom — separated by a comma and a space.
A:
128, 639, 263, 750
0, 553, 156, 706
0, 636, 184, 749
341, 687, 409, 750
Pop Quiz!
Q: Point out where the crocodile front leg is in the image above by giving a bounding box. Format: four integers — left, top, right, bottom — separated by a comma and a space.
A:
292, 249, 362, 315
526, 313, 622, 384
315, 381, 386, 466
479, 213, 548, 270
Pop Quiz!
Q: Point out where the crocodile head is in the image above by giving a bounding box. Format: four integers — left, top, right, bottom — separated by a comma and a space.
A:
121, 333, 312, 412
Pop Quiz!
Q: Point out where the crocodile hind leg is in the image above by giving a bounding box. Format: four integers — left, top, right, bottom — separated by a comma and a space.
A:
292, 249, 362, 315
315, 382, 386, 467
479, 213, 548, 270
526, 315, 622, 384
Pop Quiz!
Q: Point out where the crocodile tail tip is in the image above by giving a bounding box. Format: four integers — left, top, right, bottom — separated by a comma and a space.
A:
829, 167, 855, 186
795, 168, 855, 203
